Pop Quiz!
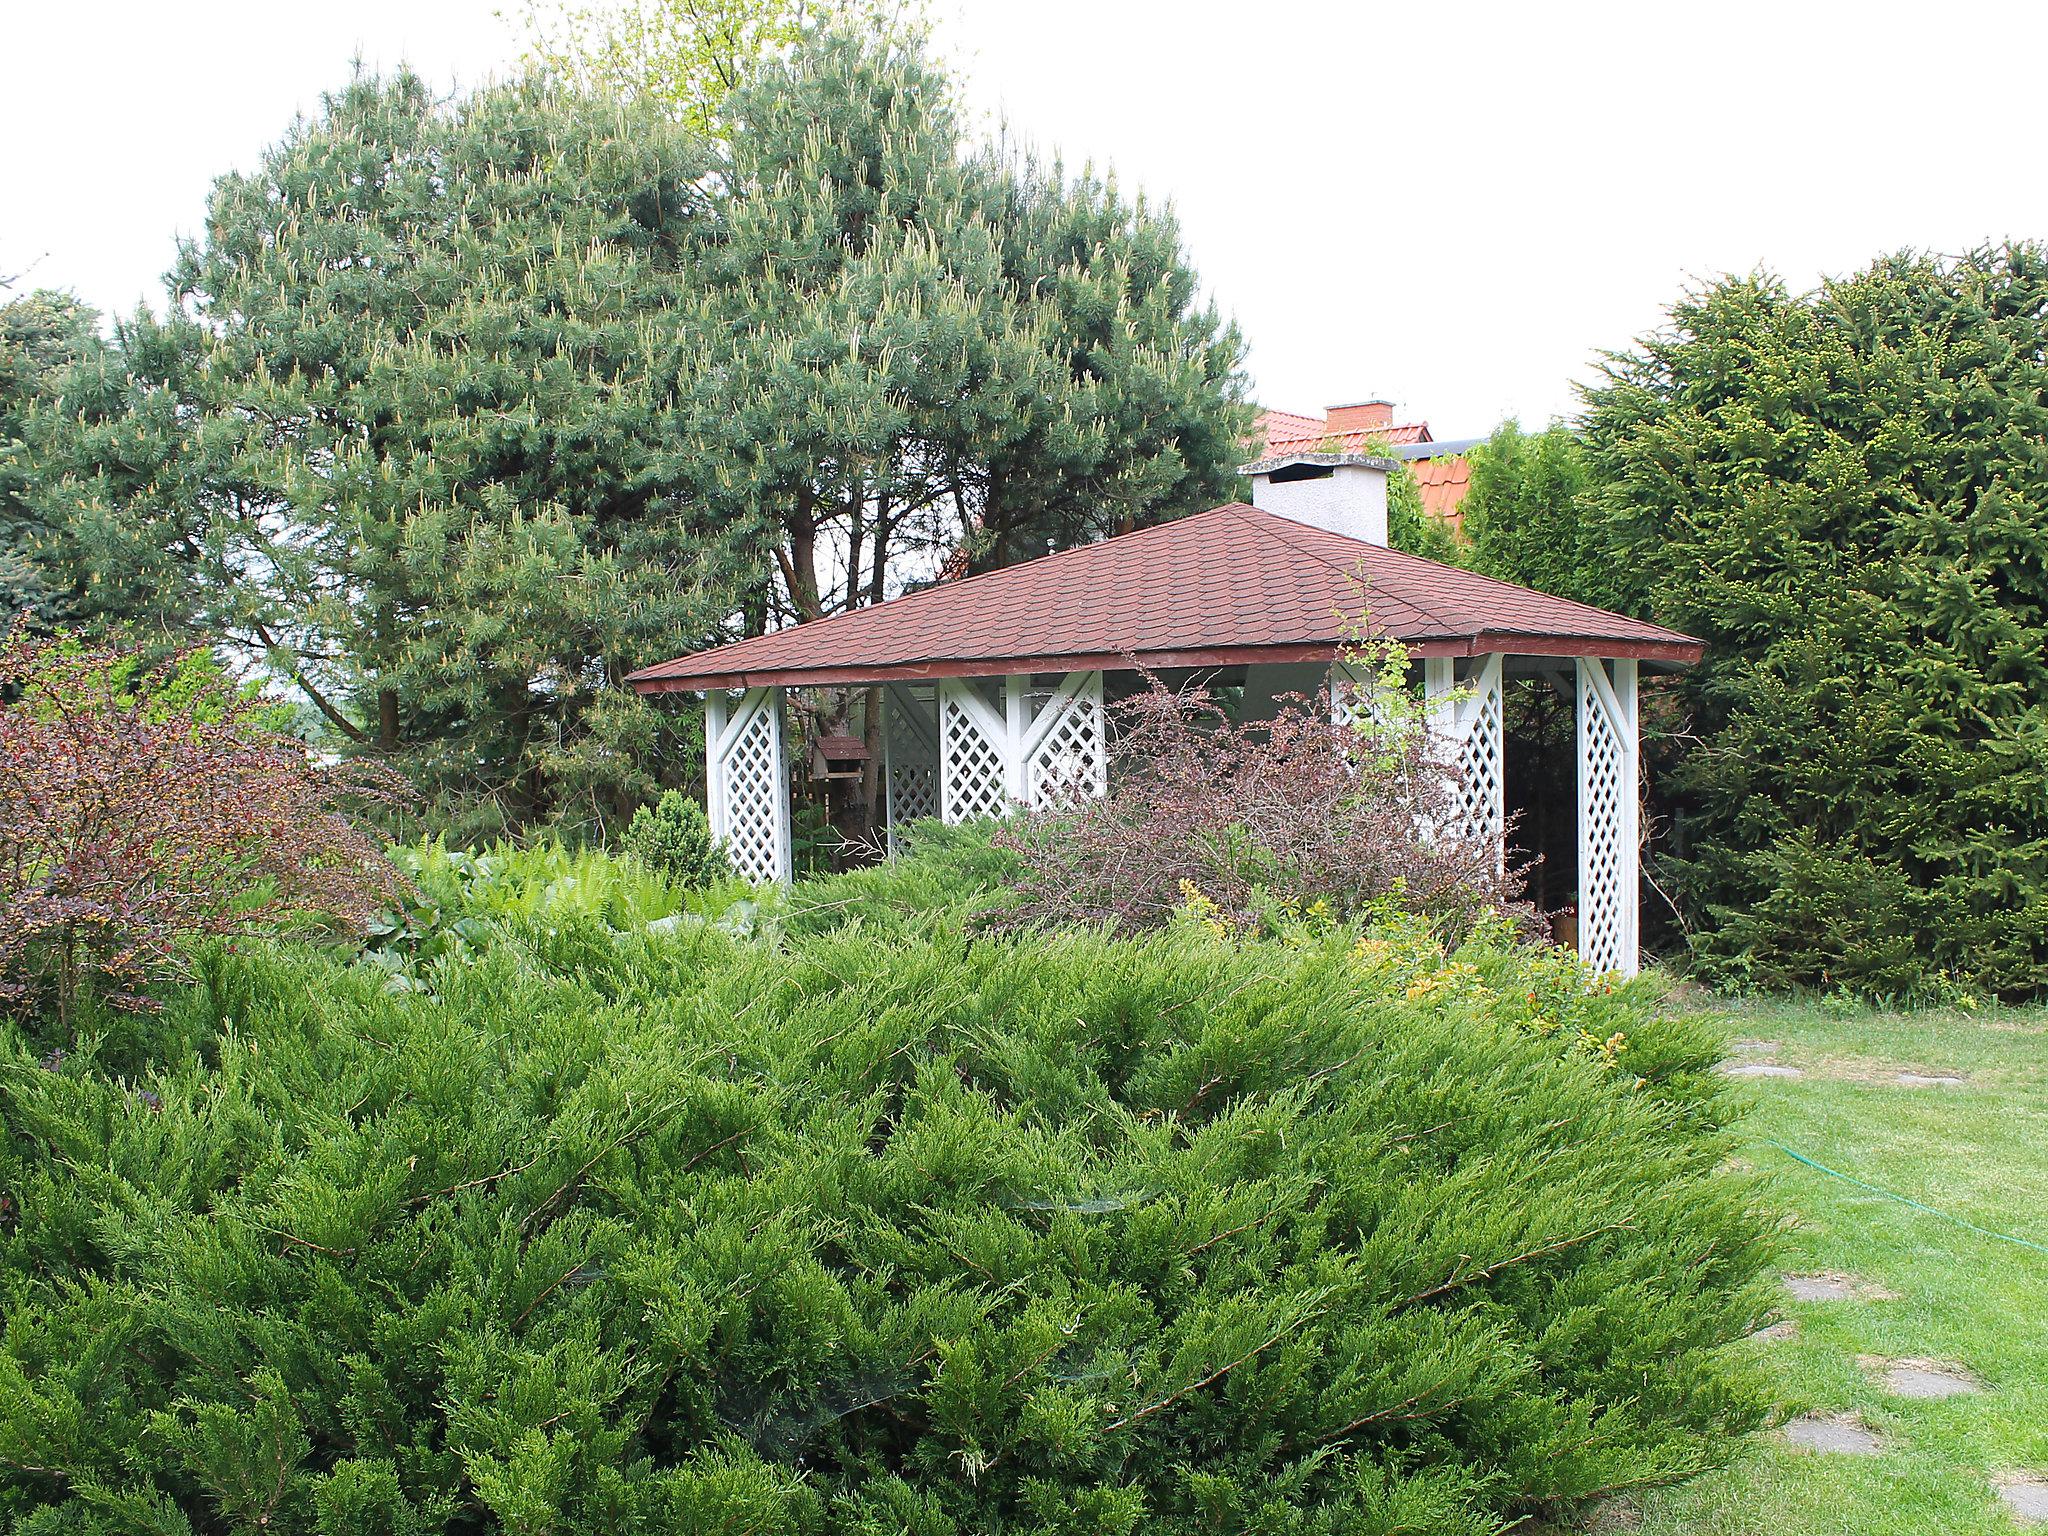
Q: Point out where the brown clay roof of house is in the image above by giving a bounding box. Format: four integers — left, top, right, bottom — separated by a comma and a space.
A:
627, 503, 1701, 691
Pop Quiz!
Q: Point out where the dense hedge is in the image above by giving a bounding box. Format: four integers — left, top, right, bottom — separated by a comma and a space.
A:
0, 846, 1769, 1533
1581, 247, 2048, 1001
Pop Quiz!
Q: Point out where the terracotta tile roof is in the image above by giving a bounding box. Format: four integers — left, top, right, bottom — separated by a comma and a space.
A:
627, 503, 1700, 691
1256, 406, 1435, 454
1256, 407, 1336, 442
1409, 449, 1474, 527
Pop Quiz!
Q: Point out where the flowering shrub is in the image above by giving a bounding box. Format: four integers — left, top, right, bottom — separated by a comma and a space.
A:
0, 631, 402, 1028
995, 665, 1531, 940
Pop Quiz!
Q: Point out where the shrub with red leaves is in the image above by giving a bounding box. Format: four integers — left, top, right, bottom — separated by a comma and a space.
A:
0, 631, 404, 1029
994, 672, 1531, 938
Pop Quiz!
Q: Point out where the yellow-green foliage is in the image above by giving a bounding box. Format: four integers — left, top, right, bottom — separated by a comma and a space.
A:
0, 839, 1770, 1533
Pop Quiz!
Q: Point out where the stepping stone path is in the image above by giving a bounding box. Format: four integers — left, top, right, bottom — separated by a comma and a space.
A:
1998, 1476, 2048, 1525
1719, 1061, 1804, 1078
1785, 1414, 1882, 1455
1783, 1271, 1896, 1302
1859, 1356, 1980, 1399
1896, 1071, 1965, 1087
1751, 1319, 1799, 1343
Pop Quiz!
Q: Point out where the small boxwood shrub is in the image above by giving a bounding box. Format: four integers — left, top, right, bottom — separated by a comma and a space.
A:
0, 847, 1770, 1534
622, 789, 729, 887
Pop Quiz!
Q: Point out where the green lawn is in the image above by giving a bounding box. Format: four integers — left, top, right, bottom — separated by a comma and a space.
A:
1614, 994, 2048, 1535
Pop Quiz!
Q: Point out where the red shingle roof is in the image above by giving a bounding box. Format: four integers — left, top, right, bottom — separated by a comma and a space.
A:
627, 503, 1700, 691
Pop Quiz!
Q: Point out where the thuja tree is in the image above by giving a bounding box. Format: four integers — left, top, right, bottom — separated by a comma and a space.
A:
1583, 247, 2048, 999
1458, 420, 1611, 606
27, 73, 743, 836
0, 849, 1771, 1532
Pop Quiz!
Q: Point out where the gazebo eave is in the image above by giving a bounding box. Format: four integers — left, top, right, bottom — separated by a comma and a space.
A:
628, 632, 1704, 694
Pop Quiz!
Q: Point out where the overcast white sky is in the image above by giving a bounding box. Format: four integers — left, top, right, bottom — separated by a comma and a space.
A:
6, 0, 2046, 436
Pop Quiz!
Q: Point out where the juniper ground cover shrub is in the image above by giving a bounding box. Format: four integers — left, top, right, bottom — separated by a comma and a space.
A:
0, 841, 1770, 1534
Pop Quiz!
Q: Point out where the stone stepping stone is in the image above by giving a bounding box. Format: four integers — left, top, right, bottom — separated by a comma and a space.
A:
1783, 1271, 1898, 1303
1998, 1476, 2048, 1525
1719, 1061, 1804, 1078
1997, 1476, 2048, 1525
1785, 1414, 1882, 1455
1896, 1071, 1965, 1087
1860, 1357, 1981, 1399
1751, 1318, 1800, 1343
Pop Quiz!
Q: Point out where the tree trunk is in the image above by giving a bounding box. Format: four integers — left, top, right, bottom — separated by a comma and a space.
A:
785, 490, 824, 622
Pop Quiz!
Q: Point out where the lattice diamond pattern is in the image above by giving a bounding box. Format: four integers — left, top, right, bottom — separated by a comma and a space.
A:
722, 699, 784, 884
940, 686, 1008, 823
1451, 664, 1504, 848
1331, 662, 1379, 733
1026, 677, 1106, 809
1578, 679, 1628, 975
884, 689, 939, 853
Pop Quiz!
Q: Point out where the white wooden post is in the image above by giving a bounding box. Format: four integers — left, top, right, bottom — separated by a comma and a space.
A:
704, 685, 791, 884
1329, 657, 1381, 730
937, 677, 1009, 822
1003, 673, 1031, 805
1576, 657, 1640, 975
1021, 671, 1107, 806
937, 672, 1107, 822
704, 691, 728, 842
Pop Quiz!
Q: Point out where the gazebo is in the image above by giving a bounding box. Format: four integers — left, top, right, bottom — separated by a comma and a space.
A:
627, 453, 1703, 975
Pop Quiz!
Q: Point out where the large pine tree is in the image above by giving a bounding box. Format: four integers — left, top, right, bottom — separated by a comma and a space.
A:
0, 288, 118, 628
667, 31, 1251, 628
28, 73, 742, 834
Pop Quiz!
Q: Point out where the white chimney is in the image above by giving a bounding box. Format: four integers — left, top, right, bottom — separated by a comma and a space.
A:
1240, 452, 1393, 547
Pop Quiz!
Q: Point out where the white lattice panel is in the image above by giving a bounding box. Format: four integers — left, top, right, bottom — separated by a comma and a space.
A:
718, 691, 787, 884
1451, 655, 1504, 850
1025, 672, 1107, 809
939, 680, 1009, 823
883, 686, 938, 851
1421, 654, 1504, 858
1330, 659, 1390, 735
1577, 658, 1639, 976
